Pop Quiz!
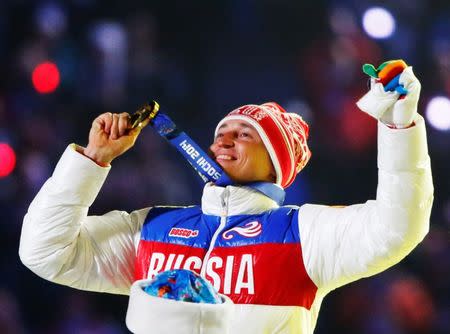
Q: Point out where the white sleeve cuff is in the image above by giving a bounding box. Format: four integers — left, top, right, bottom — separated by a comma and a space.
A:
51, 144, 111, 207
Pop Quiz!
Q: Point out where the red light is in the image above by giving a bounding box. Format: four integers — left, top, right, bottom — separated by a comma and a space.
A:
32, 61, 60, 94
0, 143, 16, 177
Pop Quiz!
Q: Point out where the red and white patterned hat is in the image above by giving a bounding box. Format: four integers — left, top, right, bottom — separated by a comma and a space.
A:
215, 102, 311, 188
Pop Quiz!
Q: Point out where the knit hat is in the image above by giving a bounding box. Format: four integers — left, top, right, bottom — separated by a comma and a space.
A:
215, 102, 311, 189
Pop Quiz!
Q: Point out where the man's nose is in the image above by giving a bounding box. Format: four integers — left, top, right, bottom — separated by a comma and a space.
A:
216, 134, 234, 148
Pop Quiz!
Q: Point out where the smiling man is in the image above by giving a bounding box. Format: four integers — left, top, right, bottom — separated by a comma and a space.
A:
19, 65, 433, 334
211, 120, 276, 184
212, 103, 311, 188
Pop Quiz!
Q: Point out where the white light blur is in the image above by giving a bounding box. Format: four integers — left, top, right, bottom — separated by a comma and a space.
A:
34, 2, 67, 39
89, 21, 128, 107
90, 21, 127, 54
426, 96, 450, 131
362, 7, 395, 39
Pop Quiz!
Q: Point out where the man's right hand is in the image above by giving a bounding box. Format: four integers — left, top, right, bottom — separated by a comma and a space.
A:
81, 112, 149, 166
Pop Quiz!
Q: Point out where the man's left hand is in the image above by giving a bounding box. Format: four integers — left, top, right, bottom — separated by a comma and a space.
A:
357, 66, 421, 128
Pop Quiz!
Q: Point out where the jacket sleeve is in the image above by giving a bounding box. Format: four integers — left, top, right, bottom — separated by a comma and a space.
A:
19, 144, 150, 295
298, 115, 433, 293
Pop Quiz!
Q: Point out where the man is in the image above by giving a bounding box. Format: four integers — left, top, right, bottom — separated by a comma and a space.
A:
19, 65, 433, 334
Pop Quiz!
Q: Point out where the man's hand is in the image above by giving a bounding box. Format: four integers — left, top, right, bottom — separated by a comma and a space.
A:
357, 66, 421, 128
81, 112, 149, 166
379, 67, 421, 128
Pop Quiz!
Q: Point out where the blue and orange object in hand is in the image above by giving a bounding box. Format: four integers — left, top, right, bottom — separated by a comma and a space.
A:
362, 59, 409, 96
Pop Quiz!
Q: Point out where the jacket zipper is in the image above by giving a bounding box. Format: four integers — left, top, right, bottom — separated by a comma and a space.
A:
200, 188, 229, 277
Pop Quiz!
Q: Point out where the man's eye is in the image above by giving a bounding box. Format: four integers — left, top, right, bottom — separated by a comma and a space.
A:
239, 132, 251, 138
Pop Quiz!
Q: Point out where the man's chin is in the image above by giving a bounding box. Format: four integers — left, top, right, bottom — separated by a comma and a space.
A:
216, 161, 235, 172
214, 164, 253, 184
221, 172, 249, 185
217, 167, 238, 183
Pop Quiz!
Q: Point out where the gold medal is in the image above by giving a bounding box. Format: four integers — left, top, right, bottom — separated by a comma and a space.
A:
129, 101, 160, 129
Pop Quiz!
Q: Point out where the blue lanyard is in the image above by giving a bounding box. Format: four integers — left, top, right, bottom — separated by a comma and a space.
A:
150, 112, 285, 205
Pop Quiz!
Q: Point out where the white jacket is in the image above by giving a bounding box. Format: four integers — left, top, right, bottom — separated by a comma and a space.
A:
19, 116, 433, 333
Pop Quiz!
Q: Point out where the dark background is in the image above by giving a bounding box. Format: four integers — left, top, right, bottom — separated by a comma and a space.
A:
0, 0, 449, 333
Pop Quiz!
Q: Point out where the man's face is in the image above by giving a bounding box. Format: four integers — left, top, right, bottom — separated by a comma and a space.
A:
209, 119, 275, 184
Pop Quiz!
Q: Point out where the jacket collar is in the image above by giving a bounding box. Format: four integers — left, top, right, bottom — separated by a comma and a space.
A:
201, 183, 279, 216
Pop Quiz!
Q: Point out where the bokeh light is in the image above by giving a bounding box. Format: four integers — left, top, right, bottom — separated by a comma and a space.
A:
90, 21, 127, 53
425, 96, 450, 131
362, 7, 396, 39
0, 143, 16, 177
34, 2, 67, 39
32, 61, 60, 94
